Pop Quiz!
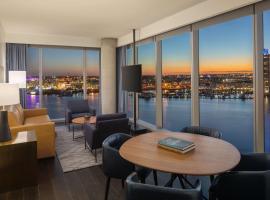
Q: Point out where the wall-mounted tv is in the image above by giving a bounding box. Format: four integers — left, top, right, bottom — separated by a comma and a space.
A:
122, 64, 142, 92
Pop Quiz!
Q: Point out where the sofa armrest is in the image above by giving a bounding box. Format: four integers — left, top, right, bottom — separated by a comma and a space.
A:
23, 108, 48, 118
10, 122, 55, 159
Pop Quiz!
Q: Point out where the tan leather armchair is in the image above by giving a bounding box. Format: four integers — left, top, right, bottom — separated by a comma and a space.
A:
7, 104, 55, 159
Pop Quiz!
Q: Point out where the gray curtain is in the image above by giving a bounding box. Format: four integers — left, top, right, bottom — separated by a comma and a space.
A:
6, 43, 28, 108
116, 46, 127, 112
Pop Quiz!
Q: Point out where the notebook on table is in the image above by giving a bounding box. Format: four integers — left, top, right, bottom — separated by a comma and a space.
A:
158, 137, 195, 154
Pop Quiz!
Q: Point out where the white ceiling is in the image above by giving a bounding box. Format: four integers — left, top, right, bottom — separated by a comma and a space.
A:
0, 0, 205, 39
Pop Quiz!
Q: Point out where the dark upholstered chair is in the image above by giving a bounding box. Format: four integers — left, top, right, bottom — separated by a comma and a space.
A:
126, 172, 202, 200
209, 171, 270, 200
84, 113, 130, 161
233, 153, 270, 171
209, 153, 270, 200
180, 126, 222, 184
181, 126, 222, 139
65, 99, 96, 130
102, 133, 158, 200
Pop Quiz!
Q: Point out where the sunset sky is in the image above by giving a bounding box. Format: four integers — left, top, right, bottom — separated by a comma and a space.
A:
135, 15, 256, 76
27, 12, 270, 77
27, 47, 100, 76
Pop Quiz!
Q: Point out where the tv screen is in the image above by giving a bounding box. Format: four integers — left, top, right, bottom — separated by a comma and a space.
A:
122, 64, 142, 92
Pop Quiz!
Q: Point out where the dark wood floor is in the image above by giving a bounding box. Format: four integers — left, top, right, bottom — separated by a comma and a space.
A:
0, 155, 210, 200
0, 157, 125, 200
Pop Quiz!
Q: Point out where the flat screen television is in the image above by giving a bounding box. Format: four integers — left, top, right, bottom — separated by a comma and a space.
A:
122, 64, 142, 92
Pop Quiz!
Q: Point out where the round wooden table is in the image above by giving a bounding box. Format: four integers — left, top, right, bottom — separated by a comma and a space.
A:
120, 131, 240, 176
71, 116, 96, 140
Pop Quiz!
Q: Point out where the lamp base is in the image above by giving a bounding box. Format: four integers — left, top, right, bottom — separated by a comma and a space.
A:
0, 111, 12, 142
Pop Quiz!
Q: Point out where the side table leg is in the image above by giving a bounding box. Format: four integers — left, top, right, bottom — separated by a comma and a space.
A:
73, 125, 75, 140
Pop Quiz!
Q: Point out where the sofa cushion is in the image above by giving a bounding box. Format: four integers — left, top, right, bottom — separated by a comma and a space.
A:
15, 104, 24, 123
7, 105, 24, 126
24, 115, 51, 125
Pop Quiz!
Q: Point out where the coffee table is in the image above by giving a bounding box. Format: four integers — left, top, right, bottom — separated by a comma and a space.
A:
71, 116, 96, 140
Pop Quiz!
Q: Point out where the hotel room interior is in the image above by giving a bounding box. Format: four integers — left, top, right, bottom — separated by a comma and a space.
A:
0, 0, 270, 199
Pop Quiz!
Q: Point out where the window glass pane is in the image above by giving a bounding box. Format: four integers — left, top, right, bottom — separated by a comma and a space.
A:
162, 33, 191, 131
199, 16, 253, 152
264, 10, 270, 151
26, 47, 40, 108
42, 47, 83, 119
126, 46, 133, 118
137, 42, 156, 125
86, 50, 100, 114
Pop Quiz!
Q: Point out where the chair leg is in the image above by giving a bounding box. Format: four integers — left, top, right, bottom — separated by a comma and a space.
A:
121, 179, 125, 188
210, 175, 214, 183
94, 149, 97, 163
104, 177, 111, 200
141, 177, 145, 184
153, 170, 158, 186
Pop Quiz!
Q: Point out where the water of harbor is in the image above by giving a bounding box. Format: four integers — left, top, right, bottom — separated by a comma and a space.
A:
26, 94, 270, 153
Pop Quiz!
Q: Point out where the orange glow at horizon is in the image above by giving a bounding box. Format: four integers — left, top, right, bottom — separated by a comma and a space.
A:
141, 57, 253, 75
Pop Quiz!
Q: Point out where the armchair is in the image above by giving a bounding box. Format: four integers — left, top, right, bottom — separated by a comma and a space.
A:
84, 113, 130, 161
65, 99, 96, 130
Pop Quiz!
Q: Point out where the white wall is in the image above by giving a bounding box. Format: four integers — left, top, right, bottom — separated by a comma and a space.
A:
5, 32, 101, 48
117, 0, 261, 46
100, 38, 117, 114
0, 23, 5, 83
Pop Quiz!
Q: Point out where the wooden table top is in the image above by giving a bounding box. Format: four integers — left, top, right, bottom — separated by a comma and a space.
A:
72, 116, 96, 125
119, 131, 240, 176
0, 131, 36, 147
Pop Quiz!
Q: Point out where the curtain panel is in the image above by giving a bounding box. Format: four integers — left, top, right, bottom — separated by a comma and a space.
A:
6, 43, 28, 108
116, 46, 127, 112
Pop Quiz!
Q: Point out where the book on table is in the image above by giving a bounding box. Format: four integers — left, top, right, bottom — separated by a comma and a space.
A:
158, 137, 195, 154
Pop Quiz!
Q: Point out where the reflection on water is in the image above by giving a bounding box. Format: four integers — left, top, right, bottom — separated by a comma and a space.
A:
27, 94, 270, 153
26, 94, 99, 119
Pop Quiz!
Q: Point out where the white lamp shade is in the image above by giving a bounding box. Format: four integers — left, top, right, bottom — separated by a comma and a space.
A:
0, 83, 20, 106
9, 71, 26, 88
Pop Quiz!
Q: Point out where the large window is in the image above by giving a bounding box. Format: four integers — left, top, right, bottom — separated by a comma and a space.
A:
161, 33, 191, 131
137, 42, 156, 125
26, 46, 100, 120
86, 50, 100, 113
26, 47, 40, 109
264, 10, 270, 151
199, 16, 254, 152
126, 46, 134, 118
42, 47, 84, 119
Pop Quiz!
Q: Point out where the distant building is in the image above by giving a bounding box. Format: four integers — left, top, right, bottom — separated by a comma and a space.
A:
264, 53, 270, 95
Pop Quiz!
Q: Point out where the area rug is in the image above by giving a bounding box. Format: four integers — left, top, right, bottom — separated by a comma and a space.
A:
55, 126, 102, 173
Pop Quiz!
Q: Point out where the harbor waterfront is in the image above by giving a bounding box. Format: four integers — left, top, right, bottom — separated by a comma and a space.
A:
26, 93, 262, 153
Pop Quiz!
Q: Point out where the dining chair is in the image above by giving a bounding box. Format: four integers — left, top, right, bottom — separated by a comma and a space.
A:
209, 153, 270, 200
102, 133, 156, 200
126, 172, 202, 200
181, 126, 222, 183
181, 126, 222, 139
209, 170, 270, 200
233, 153, 270, 171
